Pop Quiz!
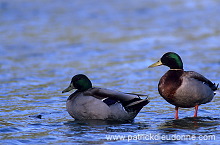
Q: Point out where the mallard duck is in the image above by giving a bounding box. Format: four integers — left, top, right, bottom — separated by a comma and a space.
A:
62, 74, 149, 121
148, 52, 218, 119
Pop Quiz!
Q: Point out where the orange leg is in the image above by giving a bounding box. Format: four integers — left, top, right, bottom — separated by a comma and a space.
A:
175, 106, 179, 119
194, 105, 199, 117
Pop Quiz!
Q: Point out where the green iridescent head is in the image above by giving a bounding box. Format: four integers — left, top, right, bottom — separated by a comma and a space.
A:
62, 74, 92, 93
148, 52, 183, 69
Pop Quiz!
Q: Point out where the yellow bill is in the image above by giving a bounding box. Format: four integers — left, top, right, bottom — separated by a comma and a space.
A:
148, 60, 163, 68
62, 84, 75, 93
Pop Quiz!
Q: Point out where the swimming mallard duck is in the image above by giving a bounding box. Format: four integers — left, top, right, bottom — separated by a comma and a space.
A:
148, 52, 218, 119
62, 74, 149, 121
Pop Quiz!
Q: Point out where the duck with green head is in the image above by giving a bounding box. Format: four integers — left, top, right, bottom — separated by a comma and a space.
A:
62, 74, 149, 121
149, 52, 218, 119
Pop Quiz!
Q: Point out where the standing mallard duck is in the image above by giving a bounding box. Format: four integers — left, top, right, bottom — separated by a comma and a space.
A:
62, 74, 149, 121
148, 52, 218, 119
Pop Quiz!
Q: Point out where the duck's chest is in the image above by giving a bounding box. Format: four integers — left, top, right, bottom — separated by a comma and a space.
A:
158, 70, 183, 99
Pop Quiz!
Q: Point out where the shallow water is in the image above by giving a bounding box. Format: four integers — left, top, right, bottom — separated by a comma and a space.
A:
0, 0, 220, 144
